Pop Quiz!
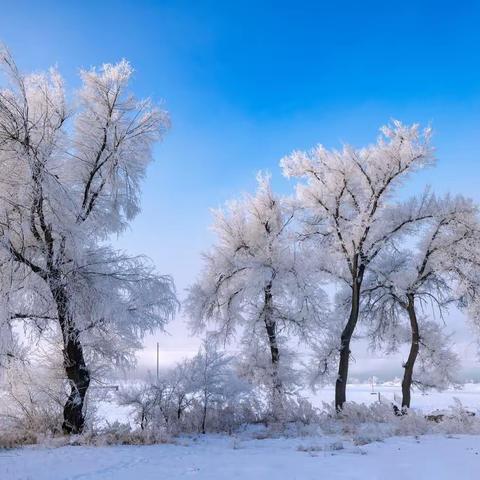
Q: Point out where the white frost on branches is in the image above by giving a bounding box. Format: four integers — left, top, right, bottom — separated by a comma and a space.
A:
186, 174, 327, 415
0, 45, 177, 432
281, 121, 435, 407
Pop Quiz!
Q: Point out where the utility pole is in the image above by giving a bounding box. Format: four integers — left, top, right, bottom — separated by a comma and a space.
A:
156, 342, 159, 381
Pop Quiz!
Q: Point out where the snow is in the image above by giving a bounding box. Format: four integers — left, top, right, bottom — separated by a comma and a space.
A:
94, 382, 480, 427
3, 383, 480, 479
309, 382, 480, 411
1, 434, 479, 480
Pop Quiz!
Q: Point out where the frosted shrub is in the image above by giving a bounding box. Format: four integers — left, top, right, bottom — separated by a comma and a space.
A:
317, 400, 445, 442
335, 401, 393, 426
392, 410, 430, 436
117, 384, 158, 431
336, 402, 396, 441
0, 430, 38, 449
115, 343, 261, 435
282, 396, 320, 425
432, 399, 480, 435
0, 363, 65, 438
88, 424, 172, 446
352, 423, 389, 445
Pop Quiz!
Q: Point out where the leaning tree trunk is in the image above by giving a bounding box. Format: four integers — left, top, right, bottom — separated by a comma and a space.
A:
263, 283, 283, 420
335, 263, 364, 411
52, 284, 90, 434
401, 293, 420, 410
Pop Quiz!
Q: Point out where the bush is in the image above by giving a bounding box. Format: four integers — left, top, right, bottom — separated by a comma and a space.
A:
0, 431, 38, 449
0, 364, 65, 437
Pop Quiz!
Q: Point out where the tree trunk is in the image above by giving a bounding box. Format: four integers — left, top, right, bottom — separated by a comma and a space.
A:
335, 264, 364, 411
201, 394, 207, 434
52, 284, 90, 434
401, 294, 419, 410
263, 283, 282, 419
140, 410, 146, 430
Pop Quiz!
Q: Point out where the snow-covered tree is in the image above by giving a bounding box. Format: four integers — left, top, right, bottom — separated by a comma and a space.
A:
0, 46, 177, 433
117, 340, 253, 434
363, 194, 478, 408
117, 383, 157, 431
444, 220, 480, 342
0, 300, 16, 370
186, 174, 327, 418
188, 338, 235, 433
281, 122, 434, 409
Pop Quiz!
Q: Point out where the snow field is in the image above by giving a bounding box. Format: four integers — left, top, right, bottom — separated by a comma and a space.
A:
1, 434, 479, 480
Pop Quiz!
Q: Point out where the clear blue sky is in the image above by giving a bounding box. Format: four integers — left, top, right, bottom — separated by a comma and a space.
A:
1, 0, 479, 374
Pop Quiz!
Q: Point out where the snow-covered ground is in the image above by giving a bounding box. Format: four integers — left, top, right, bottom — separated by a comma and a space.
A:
309, 382, 480, 411
2, 383, 480, 480
1, 434, 479, 480
94, 382, 480, 426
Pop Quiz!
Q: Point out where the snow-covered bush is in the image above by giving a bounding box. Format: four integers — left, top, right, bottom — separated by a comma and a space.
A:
0, 361, 65, 437
430, 398, 480, 435
115, 342, 327, 437
83, 422, 173, 446
116, 341, 261, 435
0, 430, 38, 449
117, 383, 158, 431
318, 400, 421, 441
316, 397, 480, 444
283, 396, 321, 426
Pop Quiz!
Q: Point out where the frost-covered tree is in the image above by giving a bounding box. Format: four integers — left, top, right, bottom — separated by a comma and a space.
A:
117, 383, 157, 431
363, 195, 478, 408
186, 174, 327, 418
0, 302, 16, 370
445, 224, 480, 343
281, 122, 434, 409
189, 338, 235, 434
0, 262, 11, 362
162, 359, 196, 423
0, 47, 177, 433
117, 340, 253, 434
118, 362, 197, 433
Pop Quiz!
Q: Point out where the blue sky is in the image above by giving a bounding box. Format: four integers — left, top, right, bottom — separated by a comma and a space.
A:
1, 1, 479, 375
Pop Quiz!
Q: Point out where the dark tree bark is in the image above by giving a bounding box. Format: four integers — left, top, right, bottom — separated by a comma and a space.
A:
10, 233, 91, 434
140, 410, 146, 430
401, 293, 420, 410
263, 283, 282, 418
335, 261, 365, 411
52, 284, 90, 434
201, 393, 208, 434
